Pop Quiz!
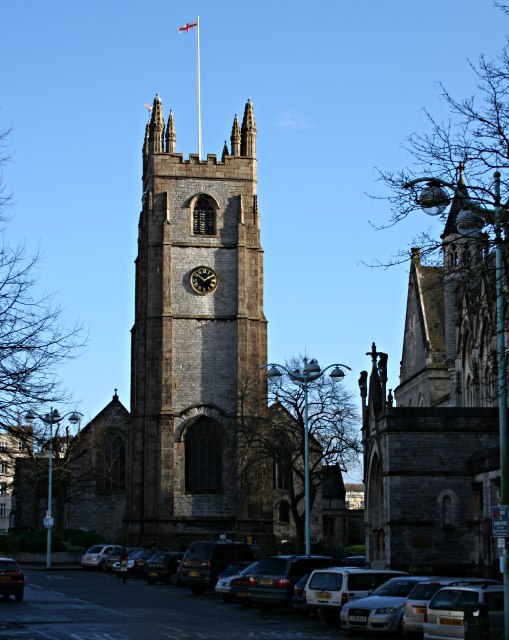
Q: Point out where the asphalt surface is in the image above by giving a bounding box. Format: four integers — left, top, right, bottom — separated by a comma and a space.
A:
0, 566, 371, 640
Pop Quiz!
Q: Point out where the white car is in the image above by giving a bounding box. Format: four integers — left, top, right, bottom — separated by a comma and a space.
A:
304, 568, 407, 625
340, 576, 434, 634
80, 544, 122, 570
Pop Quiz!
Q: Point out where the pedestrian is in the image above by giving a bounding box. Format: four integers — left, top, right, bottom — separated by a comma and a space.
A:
119, 548, 128, 584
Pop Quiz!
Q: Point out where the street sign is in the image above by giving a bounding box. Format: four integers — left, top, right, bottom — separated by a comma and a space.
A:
492, 505, 509, 537
43, 516, 54, 529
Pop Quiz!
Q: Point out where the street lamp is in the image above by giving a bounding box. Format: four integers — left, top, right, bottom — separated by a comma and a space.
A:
24, 408, 82, 569
262, 356, 351, 555
405, 169, 509, 637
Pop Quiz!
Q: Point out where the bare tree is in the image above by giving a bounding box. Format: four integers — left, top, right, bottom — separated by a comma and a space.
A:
375, 41, 509, 267
0, 124, 85, 533
0, 126, 13, 220
237, 356, 361, 552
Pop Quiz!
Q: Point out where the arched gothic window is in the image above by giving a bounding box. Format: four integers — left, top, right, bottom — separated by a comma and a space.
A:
97, 434, 126, 495
278, 501, 290, 523
437, 489, 457, 531
185, 418, 223, 492
273, 447, 290, 490
192, 195, 215, 235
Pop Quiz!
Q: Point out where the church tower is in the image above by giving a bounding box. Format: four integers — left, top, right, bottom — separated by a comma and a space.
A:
127, 95, 269, 544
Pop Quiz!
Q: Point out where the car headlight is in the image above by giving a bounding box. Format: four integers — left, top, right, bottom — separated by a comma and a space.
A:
375, 607, 397, 614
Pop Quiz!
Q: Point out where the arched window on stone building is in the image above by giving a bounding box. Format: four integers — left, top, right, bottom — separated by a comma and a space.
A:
185, 418, 223, 492
97, 434, 126, 495
278, 500, 290, 523
437, 489, 457, 531
192, 194, 216, 235
273, 447, 290, 490
461, 329, 474, 407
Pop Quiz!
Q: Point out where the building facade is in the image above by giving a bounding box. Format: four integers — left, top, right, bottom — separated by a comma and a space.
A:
127, 95, 270, 546
361, 169, 504, 576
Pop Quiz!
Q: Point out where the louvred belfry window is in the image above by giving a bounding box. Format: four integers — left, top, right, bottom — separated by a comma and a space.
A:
192, 195, 215, 235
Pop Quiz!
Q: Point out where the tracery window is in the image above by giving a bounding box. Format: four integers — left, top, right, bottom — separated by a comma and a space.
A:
192, 195, 215, 235
185, 418, 223, 492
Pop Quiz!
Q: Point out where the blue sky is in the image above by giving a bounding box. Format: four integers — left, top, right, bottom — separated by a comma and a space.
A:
1, 1, 507, 470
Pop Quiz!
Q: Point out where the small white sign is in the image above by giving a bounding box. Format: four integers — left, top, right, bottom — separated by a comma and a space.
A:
43, 516, 54, 528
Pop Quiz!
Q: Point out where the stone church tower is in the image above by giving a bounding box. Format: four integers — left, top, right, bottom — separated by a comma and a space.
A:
127, 95, 269, 545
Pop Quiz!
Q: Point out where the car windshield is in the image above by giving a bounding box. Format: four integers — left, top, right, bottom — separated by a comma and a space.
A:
149, 554, 166, 562
371, 579, 421, 598
0, 561, 18, 572
184, 542, 212, 561
252, 558, 287, 575
86, 546, 104, 554
240, 562, 259, 575
310, 572, 343, 591
431, 589, 479, 608
409, 582, 448, 600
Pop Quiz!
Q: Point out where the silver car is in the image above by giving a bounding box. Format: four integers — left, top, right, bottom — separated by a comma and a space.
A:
423, 583, 503, 640
80, 544, 122, 570
403, 578, 500, 637
340, 576, 434, 634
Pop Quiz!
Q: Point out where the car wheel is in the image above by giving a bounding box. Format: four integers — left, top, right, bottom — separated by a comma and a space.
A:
258, 603, 272, 612
147, 578, 156, 585
190, 586, 204, 595
15, 592, 23, 602
168, 573, 178, 585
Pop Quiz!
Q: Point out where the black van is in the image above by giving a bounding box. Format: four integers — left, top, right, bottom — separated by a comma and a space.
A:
181, 541, 264, 594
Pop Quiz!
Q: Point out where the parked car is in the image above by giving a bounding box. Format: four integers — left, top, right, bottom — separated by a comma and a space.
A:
104, 547, 142, 572
145, 551, 183, 584
132, 548, 163, 578
403, 578, 501, 638
305, 568, 408, 625
0, 558, 24, 601
248, 555, 334, 609
230, 563, 261, 605
340, 576, 438, 634
80, 544, 123, 570
423, 583, 504, 640
112, 548, 146, 574
215, 562, 259, 602
180, 541, 264, 594
292, 573, 310, 615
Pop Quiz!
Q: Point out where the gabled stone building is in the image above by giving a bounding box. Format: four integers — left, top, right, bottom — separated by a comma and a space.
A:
361, 169, 503, 576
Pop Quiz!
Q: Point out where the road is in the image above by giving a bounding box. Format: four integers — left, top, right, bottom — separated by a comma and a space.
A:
0, 567, 366, 640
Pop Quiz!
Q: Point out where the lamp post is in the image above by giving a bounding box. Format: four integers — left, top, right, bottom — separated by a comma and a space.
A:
25, 408, 82, 569
405, 170, 509, 638
262, 357, 351, 555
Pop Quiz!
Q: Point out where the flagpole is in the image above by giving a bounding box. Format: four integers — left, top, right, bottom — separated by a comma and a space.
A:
197, 15, 201, 160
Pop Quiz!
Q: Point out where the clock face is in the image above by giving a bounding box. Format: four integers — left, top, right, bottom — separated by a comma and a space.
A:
190, 266, 218, 295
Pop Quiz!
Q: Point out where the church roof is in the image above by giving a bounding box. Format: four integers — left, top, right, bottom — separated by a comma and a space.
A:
322, 464, 346, 499
417, 262, 446, 359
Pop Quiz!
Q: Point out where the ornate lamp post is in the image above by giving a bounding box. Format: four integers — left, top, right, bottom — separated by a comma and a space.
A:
405, 170, 509, 637
262, 357, 351, 555
25, 408, 82, 569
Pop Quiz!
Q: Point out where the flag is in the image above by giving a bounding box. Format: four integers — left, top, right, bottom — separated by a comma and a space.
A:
179, 21, 197, 33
